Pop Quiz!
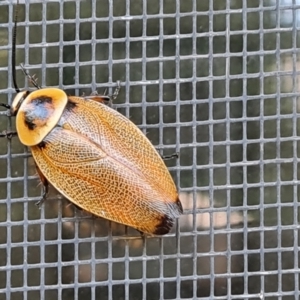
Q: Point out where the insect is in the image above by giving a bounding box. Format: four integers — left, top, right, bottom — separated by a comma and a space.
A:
0, 2, 182, 234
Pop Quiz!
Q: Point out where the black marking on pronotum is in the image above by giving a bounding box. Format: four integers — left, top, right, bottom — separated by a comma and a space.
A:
24, 117, 36, 130
31, 96, 53, 105
24, 96, 54, 130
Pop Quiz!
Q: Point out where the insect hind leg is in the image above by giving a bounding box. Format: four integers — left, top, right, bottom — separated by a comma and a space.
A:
162, 152, 179, 160
35, 164, 49, 208
155, 148, 179, 161
84, 81, 121, 106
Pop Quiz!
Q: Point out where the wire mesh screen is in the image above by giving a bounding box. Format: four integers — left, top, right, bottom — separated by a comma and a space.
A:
0, 0, 299, 299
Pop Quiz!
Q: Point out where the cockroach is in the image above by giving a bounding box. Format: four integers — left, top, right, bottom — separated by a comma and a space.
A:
0, 2, 182, 234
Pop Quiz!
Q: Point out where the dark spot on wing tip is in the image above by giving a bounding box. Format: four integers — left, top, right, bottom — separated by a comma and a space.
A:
153, 196, 183, 235
153, 214, 174, 235
167, 196, 183, 216
25, 119, 36, 130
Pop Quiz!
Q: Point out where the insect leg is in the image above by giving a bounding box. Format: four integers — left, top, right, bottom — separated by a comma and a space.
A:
109, 80, 121, 101
161, 152, 179, 160
84, 81, 121, 106
0, 130, 18, 139
35, 165, 49, 208
20, 64, 41, 89
0, 103, 11, 109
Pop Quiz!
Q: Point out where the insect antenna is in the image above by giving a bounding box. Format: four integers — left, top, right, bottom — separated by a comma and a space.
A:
12, 0, 41, 91
0, 0, 19, 110
12, 0, 20, 93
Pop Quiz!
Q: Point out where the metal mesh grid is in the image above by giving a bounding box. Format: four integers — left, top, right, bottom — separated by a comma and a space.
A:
0, 0, 300, 299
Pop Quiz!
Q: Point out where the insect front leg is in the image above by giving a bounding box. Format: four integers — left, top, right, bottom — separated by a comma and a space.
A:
0, 104, 17, 139
0, 130, 18, 139
35, 164, 49, 208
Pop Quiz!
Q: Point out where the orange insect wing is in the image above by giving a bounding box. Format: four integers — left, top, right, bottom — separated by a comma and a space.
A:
31, 96, 182, 234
